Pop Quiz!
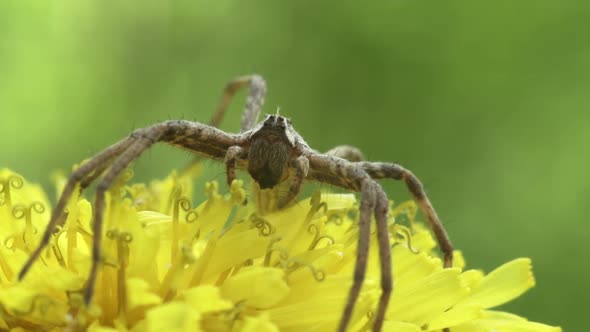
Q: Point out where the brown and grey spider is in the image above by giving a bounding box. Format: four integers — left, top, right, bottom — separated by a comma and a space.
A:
18, 75, 454, 332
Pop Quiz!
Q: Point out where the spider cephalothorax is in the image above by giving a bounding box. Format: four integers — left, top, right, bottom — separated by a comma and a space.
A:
247, 114, 298, 189
18, 75, 454, 332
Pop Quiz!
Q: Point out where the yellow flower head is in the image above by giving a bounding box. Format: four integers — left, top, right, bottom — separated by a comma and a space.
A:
0, 168, 561, 331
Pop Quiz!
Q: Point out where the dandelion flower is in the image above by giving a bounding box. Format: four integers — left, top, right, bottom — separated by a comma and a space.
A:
0, 167, 561, 331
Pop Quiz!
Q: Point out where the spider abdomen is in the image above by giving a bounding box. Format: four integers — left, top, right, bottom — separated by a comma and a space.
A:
247, 136, 291, 189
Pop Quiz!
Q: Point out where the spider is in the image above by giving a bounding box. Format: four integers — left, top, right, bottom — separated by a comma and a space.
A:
18, 75, 454, 332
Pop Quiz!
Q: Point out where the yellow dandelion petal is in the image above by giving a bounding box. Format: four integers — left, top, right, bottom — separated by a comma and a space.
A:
229, 179, 248, 205
137, 211, 172, 229
220, 266, 289, 308
459, 269, 485, 289
0, 287, 67, 326
426, 304, 482, 331
182, 285, 233, 314
196, 181, 235, 235
0, 169, 51, 209
10, 328, 30, 332
131, 213, 168, 282
0, 287, 38, 313
28, 265, 84, 293
406, 223, 438, 253
321, 193, 356, 210
145, 302, 201, 332
459, 258, 535, 309
382, 320, 421, 332
390, 245, 442, 288
8, 246, 84, 292
236, 313, 279, 332
283, 245, 343, 285
452, 250, 466, 269
88, 324, 119, 332
263, 205, 312, 250
269, 275, 378, 331
0, 170, 51, 243
145, 170, 194, 214
126, 278, 162, 310
453, 310, 562, 332
0, 167, 561, 331
201, 228, 268, 279
388, 268, 469, 325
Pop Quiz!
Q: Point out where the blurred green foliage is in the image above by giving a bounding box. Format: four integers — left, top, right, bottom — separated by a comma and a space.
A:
1, 1, 587, 330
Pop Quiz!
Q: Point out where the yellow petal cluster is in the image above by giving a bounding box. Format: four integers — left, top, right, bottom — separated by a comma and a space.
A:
0, 168, 561, 331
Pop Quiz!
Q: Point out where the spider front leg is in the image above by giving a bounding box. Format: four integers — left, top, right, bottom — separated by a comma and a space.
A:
183, 75, 266, 174
305, 153, 388, 332
209, 74, 267, 132
326, 144, 365, 162
225, 146, 248, 186
326, 146, 454, 267
373, 186, 393, 331
84, 134, 159, 303
18, 136, 137, 280
277, 156, 309, 208
20, 120, 243, 306
339, 177, 377, 332
361, 161, 454, 267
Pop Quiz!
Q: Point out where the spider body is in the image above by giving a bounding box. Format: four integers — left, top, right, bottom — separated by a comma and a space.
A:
247, 114, 298, 189
18, 75, 454, 332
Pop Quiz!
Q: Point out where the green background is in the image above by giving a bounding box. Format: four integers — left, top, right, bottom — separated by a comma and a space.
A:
1, 1, 586, 330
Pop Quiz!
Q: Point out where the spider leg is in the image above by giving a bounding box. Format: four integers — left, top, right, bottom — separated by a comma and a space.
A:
182, 75, 266, 174
325, 145, 454, 268
224, 146, 248, 186
84, 122, 243, 303
304, 153, 383, 332
339, 178, 376, 332
18, 137, 136, 281
80, 156, 118, 190
85, 134, 158, 304
20, 120, 243, 305
326, 144, 365, 162
361, 161, 454, 268
85, 121, 245, 303
326, 145, 453, 267
277, 156, 309, 208
373, 186, 392, 331
209, 75, 267, 132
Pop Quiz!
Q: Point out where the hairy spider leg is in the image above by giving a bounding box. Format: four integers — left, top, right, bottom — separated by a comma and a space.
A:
19, 120, 245, 305
327, 147, 454, 329
18, 136, 137, 281
363, 163, 455, 332
79, 156, 118, 190
225, 145, 248, 186
304, 152, 389, 332
326, 144, 365, 162
209, 75, 267, 132
277, 155, 310, 208
182, 75, 267, 175
84, 135, 157, 302
359, 161, 454, 268
320, 147, 397, 330
373, 186, 393, 331
325, 146, 454, 266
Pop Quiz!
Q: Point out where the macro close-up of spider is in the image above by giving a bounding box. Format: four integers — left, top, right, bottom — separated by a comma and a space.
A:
17, 75, 454, 332
3, 1, 582, 330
